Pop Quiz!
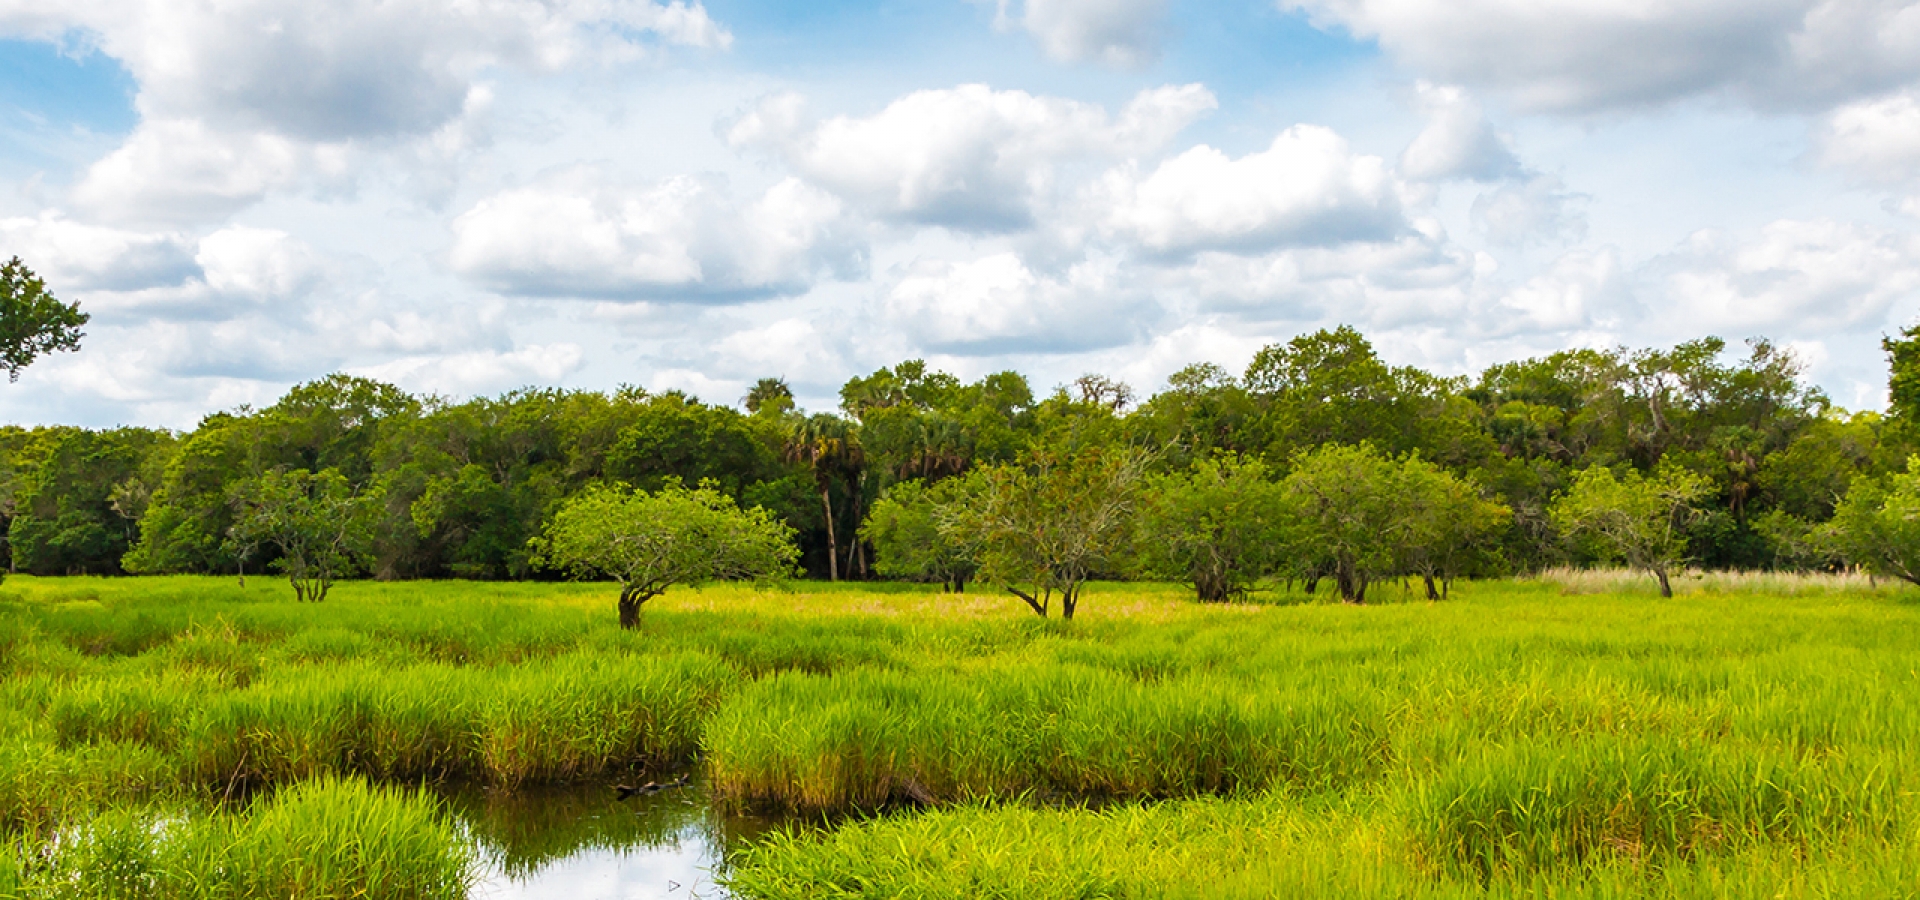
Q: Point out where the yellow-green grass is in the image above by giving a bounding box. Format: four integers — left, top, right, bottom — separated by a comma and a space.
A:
1, 572, 1917, 896
1, 776, 471, 899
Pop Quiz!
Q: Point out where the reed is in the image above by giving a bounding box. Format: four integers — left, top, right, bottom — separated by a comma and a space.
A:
10, 776, 471, 899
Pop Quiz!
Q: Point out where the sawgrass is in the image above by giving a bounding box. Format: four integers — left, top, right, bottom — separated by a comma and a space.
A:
0, 572, 1916, 897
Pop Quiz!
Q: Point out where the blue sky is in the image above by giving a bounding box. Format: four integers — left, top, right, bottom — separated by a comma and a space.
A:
2, 0, 1918, 426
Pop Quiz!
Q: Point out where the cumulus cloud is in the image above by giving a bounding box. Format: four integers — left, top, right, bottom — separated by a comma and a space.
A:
1399, 82, 1521, 182
1487, 248, 1627, 333
1817, 89, 1920, 200
71, 119, 354, 226
1175, 228, 1483, 326
883, 252, 1154, 354
992, 0, 1172, 67
1095, 125, 1405, 256
449, 169, 865, 301
0, 0, 730, 141
1471, 174, 1588, 246
1645, 219, 1920, 334
725, 83, 1215, 231
0, 214, 198, 291
1282, 0, 1920, 114
351, 344, 586, 399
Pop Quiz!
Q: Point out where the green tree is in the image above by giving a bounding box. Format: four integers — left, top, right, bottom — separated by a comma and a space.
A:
0, 257, 88, 381
1828, 460, 1920, 586
861, 476, 982, 592
225, 468, 381, 602
1134, 457, 1286, 603
958, 445, 1150, 620
8, 428, 172, 575
531, 481, 798, 629
784, 414, 863, 581
1275, 444, 1406, 603
1393, 456, 1512, 599
1549, 465, 1710, 597
744, 377, 796, 416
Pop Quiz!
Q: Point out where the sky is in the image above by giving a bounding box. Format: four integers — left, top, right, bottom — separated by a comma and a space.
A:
2, 0, 1918, 427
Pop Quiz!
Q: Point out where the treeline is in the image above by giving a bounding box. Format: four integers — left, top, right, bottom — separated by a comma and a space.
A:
5, 325, 1919, 588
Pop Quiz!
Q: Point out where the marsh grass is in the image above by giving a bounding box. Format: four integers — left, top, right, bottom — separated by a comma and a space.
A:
7, 776, 471, 899
0, 574, 1917, 896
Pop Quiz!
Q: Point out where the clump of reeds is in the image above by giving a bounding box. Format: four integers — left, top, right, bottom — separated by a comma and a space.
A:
11, 776, 471, 899
704, 664, 1392, 812
1408, 736, 1904, 877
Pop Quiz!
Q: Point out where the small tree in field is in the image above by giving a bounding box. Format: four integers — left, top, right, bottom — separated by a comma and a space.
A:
225, 468, 380, 602
1135, 457, 1286, 602
1, 257, 89, 382
1276, 444, 1403, 603
1549, 465, 1709, 597
1829, 459, 1920, 586
958, 445, 1150, 620
1394, 457, 1511, 600
861, 476, 982, 592
531, 482, 798, 629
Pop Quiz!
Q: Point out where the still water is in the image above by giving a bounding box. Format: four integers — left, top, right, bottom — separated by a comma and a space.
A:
443, 776, 785, 900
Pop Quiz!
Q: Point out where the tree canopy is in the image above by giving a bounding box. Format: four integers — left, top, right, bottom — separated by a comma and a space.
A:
0, 257, 88, 382
531, 481, 798, 628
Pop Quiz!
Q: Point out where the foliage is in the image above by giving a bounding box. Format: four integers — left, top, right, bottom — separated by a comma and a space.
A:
1549, 465, 1711, 597
860, 476, 982, 592
0, 256, 89, 381
1133, 456, 1287, 602
958, 445, 1151, 619
6, 427, 172, 575
530, 481, 798, 628
1828, 459, 1920, 586
226, 468, 381, 602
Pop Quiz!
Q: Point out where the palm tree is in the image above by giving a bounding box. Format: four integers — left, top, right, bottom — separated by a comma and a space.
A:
784, 414, 862, 581
744, 377, 795, 415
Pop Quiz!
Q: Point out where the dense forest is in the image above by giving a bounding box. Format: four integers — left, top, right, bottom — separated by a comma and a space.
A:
6, 324, 1920, 589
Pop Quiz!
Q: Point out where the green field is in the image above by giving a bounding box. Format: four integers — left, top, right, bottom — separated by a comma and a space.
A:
1, 574, 1916, 898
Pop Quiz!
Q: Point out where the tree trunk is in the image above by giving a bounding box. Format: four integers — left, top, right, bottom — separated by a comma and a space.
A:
1008, 587, 1048, 618
1195, 572, 1230, 603
819, 484, 839, 582
1061, 584, 1079, 621
1655, 567, 1672, 598
1335, 564, 1361, 603
1422, 573, 1440, 601
618, 585, 656, 630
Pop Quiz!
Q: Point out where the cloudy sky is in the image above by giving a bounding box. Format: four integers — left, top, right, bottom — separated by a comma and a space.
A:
2, 0, 1918, 426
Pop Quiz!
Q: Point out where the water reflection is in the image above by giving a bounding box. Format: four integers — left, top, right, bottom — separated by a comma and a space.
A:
444, 775, 781, 900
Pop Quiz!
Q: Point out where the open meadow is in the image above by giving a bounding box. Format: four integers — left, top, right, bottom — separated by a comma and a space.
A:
0, 573, 1916, 898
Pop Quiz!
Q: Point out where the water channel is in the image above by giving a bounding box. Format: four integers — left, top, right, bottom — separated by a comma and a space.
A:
444, 775, 788, 900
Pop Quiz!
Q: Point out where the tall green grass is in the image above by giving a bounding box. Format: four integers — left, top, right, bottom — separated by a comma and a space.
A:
706, 665, 1390, 811
1, 573, 1917, 896
6, 776, 470, 899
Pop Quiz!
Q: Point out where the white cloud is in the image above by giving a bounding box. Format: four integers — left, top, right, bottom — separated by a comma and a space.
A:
1487, 247, 1627, 333
883, 252, 1154, 353
725, 83, 1215, 231
0, 0, 731, 141
1399, 82, 1520, 182
1282, 0, 1920, 114
1646, 219, 1920, 334
1095, 125, 1405, 256
194, 228, 326, 302
448, 169, 864, 300
992, 0, 1171, 68
71, 119, 353, 226
351, 344, 585, 399
1175, 229, 1484, 326
1471, 174, 1588, 247
0, 214, 197, 291
1818, 89, 1920, 197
